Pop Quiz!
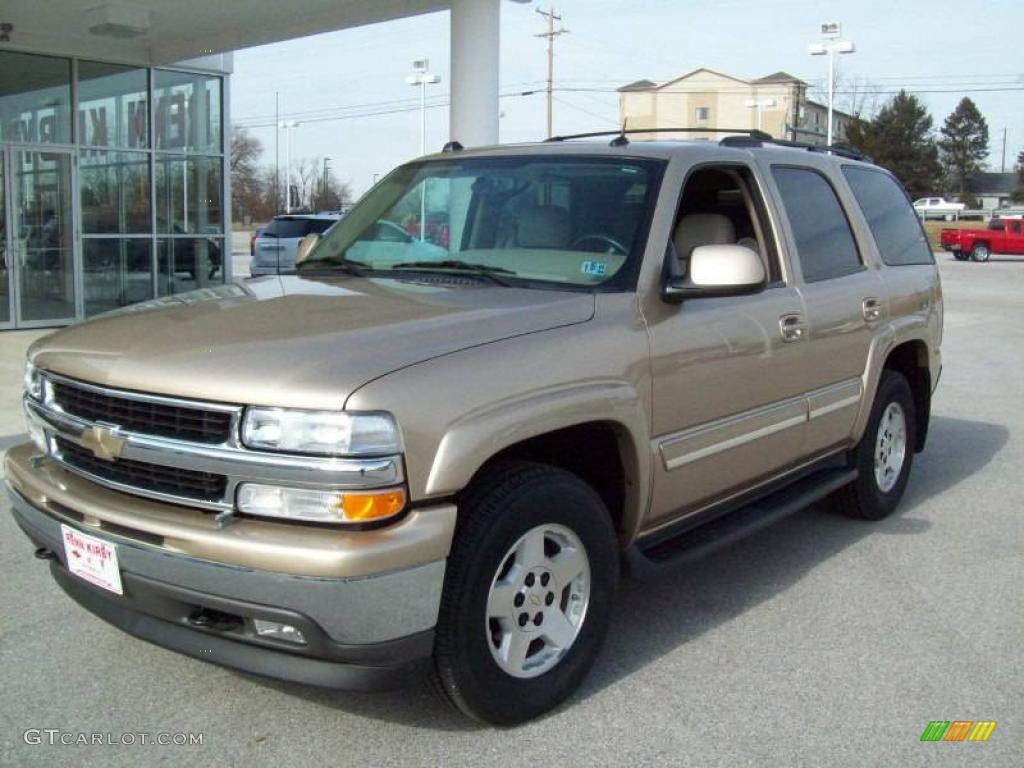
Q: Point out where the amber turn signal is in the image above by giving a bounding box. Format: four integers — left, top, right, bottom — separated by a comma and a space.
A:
340, 489, 407, 522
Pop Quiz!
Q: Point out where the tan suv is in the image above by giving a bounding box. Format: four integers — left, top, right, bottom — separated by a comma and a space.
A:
8, 132, 942, 725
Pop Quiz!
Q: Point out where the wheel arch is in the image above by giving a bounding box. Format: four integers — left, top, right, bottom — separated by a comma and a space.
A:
861, 336, 933, 452
424, 383, 650, 545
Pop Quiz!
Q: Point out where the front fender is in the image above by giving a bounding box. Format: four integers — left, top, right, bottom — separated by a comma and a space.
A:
424, 380, 651, 542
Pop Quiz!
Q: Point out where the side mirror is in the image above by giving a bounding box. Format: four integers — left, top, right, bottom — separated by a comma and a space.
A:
663, 244, 766, 303
294, 233, 320, 266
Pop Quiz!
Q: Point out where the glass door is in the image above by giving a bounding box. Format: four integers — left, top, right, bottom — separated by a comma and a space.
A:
10, 149, 76, 326
0, 150, 11, 327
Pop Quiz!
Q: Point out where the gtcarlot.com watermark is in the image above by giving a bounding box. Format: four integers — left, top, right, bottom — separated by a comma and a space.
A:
24, 729, 204, 747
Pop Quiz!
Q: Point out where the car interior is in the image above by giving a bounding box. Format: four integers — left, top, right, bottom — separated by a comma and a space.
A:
670, 166, 779, 283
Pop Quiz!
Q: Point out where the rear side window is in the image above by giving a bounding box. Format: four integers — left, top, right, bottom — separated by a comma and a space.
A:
263, 218, 315, 238
772, 167, 861, 282
309, 219, 337, 234
842, 167, 933, 266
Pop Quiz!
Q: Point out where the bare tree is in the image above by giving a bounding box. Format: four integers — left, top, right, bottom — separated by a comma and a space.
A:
810, 73, 882, 119
230, 127, 264, 222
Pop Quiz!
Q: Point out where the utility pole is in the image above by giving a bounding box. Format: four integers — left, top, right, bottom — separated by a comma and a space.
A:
535, 7, 568, 139
1001, 127, 1007, 173
322, 157, 331, 209
274, 92, 280, 214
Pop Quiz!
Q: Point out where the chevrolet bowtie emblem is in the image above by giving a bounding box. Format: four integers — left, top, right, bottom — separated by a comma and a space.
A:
80, 425, 125, 461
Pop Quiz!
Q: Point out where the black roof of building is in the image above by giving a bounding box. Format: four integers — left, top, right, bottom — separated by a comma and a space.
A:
617, 79, 658, 92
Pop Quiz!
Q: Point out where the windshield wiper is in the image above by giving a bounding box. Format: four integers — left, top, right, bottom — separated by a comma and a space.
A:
296, 255, 372, 275
390, 260, 517, 286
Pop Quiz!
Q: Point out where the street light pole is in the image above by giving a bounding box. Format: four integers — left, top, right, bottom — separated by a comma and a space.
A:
808, 23, 855, 147
407, 60, 441, 241
279, 120, 299, 213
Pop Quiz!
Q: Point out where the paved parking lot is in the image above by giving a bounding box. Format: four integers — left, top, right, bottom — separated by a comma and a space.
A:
0, 255, 1020, 766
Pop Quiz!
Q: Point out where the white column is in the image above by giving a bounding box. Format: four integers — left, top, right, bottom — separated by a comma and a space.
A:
450, 0, 500, 147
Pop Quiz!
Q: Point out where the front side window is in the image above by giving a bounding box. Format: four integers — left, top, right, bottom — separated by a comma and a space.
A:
842, 166, 933, 266
303, 156, 664, 290
772, 167, 861, 283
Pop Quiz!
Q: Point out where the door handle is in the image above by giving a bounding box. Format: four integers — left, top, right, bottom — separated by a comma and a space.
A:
862, 297, 882, 322
779, 313, 806, 342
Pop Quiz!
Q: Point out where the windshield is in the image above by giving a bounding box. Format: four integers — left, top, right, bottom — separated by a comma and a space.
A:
302, 155, 664, 289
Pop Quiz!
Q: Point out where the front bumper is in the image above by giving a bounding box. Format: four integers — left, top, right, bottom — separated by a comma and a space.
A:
6, 445, 457, 690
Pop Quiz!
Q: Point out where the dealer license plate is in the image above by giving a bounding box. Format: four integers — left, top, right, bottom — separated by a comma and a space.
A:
60, 524, 123, 595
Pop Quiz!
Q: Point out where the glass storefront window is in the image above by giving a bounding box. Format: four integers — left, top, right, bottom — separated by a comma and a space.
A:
0, 51, 72, 144
80, 150, 150, 234
156, 155, 223, 234
83, 239, 154, 317
158, 238, 225, 296
77, 61, 149, 149
154, 70, 222, 153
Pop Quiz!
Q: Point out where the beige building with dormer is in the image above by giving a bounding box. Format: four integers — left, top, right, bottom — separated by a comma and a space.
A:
618, 68, 857, 145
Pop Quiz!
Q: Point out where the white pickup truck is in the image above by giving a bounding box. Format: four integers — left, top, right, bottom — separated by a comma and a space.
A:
913, 197, 966, 221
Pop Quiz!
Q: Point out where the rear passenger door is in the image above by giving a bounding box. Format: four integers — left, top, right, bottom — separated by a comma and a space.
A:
766, 165, 884, 455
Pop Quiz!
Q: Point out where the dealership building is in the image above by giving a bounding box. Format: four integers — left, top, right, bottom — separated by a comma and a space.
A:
0, 0, 511, 329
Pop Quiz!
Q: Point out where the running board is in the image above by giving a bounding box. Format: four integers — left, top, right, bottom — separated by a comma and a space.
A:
624, 468, 858, 577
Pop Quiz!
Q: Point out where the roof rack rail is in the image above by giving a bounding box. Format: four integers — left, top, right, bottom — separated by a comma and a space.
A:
546, 127, 773, 147
719, 135, 872, 162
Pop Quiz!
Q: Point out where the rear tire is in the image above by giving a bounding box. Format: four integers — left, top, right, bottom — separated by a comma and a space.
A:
971, 244, 990, 262
953, 251, 969, 261
833, 371, 916, 521
431, 461, 618, 725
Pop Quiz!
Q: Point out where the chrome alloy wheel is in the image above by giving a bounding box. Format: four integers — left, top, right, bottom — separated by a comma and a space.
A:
874, 402, 908, 493
485, 524, 590, 679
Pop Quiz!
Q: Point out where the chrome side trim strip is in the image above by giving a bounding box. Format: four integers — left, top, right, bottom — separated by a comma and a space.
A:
658, 379, 863, 471
809, 394, 861, 420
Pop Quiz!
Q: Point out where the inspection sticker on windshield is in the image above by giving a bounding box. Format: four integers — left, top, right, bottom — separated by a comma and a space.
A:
61, 524, 122, 595
581, 261, 607, 277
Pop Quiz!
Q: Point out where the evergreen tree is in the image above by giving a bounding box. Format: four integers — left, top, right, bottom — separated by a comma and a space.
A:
845, 91, 942, 199
938, 97, 989, 195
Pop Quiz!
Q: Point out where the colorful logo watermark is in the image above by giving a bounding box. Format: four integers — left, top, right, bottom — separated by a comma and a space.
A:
920, 721, 997, 742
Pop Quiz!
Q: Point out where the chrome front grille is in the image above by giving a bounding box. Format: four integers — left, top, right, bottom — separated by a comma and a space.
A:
55, 437, 228, 503
52, 380, 232, 444
24, 373, 404, 514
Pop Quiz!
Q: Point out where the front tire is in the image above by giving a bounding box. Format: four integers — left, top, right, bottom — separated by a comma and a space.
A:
971, 243, 990, 262
432, 462, 618, 725
833, 371, 916, 521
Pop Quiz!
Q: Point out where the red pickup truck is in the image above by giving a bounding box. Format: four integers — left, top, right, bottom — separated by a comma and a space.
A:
941, 218, 1024, 261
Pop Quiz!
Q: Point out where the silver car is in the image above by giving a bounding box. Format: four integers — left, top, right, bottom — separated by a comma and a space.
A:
250, 214, 340, 276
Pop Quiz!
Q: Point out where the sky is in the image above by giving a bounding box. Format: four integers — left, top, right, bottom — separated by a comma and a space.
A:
230, 0, 1024, 198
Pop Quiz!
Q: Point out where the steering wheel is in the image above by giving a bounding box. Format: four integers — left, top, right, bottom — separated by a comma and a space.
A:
572, 233, 628, 255
375, 220, 412, 242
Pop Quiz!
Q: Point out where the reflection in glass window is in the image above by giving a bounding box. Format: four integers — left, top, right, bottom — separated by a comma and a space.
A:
156, 156, 223, 234
80, 151, 151, 234
772, 167, 861, 282
0, 51, 72, 144
77, 61, 148, 149
157, 238, 225, 296
154, 70, 222, 153
842, 167, 934, 267
84, 239, 154, 317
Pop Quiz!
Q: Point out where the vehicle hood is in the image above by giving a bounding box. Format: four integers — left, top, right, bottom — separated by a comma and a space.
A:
29, 275, 595, 409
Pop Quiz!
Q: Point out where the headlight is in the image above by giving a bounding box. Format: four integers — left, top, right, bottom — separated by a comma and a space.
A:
236, 483, 407, 525
241, 408, 402, 456
23, 361, 42, 401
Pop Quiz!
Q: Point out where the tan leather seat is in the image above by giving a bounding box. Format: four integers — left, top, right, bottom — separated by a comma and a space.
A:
672, 213, 736, 270
501, 205, 572, 250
